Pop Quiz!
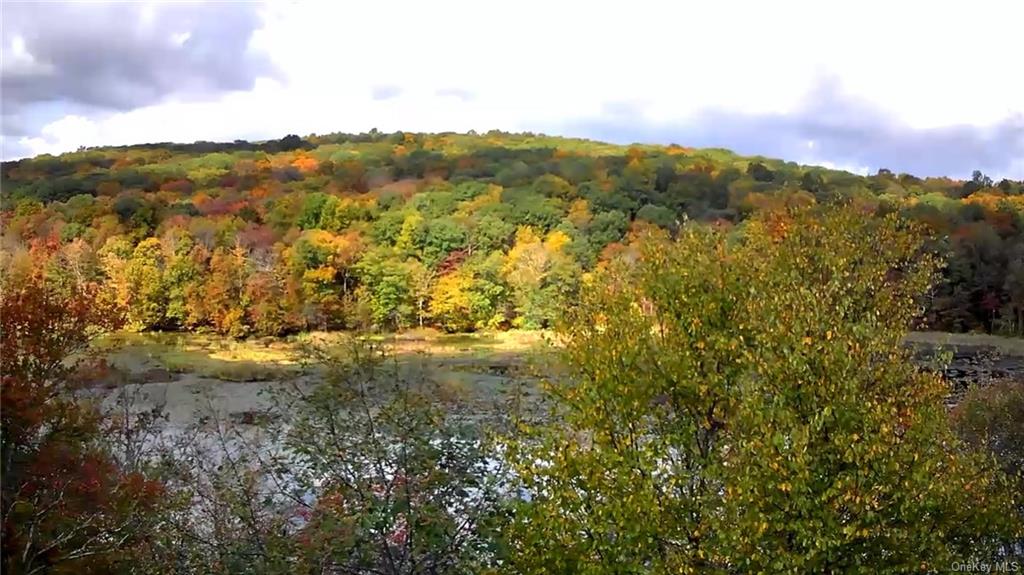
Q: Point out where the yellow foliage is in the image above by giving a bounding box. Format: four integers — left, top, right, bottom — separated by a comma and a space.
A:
459, 186, 503, 215
503, 227, 547, 287
429, 272, 476, 332
567, 199, 592, 228
543, 230, 571, 252
513, 226, 541, 246
303, 266, 337, 284
396, 213, 425, 252
963, 192, 1024, 212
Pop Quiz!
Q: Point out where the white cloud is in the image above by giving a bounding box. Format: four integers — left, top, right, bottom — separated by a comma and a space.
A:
17, 115, 99, 156
814, 160, 870, 176
171, 31, 192, 47
4, 0, 1023, 176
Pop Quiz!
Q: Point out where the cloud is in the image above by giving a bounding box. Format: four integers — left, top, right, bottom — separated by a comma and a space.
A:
435, 88, 475, 102
371, 85, 403, 101
14, 115, 99, 157
2, 0, 1021, 179
0, 1, 275, 115
553, 79, 1024, 179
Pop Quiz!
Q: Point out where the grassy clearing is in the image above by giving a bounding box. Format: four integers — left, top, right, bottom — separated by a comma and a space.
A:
97, 332, 305, 382
94, 329, 551, 384
94, 329, 1020, 387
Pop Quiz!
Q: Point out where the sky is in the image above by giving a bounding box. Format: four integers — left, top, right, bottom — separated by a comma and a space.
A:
2, 0, 1022, 179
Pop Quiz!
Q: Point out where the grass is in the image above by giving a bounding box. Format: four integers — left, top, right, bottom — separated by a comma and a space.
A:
291, 328, 550, 360
94, 328, 551, 385
155, 350, 300, 382
97, 332, 305, 382
86, 328, 1020, 418
95, 329, 1022, 387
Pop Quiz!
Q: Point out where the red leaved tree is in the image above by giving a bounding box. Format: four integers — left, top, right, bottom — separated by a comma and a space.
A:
1, 256, 164, 574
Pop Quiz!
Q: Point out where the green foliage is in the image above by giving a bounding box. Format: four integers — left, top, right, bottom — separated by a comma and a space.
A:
14, 198, 44, 216
503, 207, 1023, 573
429, 265, 508, 333
125, 237, 168, 330
162, 231, 202, 327
585, 209, 629, 247
503, 228, 579, 329
453, 180, 489, 201
410, 186, 458, 218
502, 187, 564, 230
3, 130, 1023, 336
635, 203, 677, 228
355, 248, 416, 329
372, 208, 412, 245
470, 215, 516, 253
422, 217, 467, 266
533, 173, 575, 199
60, 221, 88, 242
5, 198, 1023, 572
297, 191, 332, 230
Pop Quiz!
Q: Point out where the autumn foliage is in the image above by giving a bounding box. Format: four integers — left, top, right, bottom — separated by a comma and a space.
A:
503, 208, 1023, 573
1, 132, 1021, 338
1, 259, 163, 574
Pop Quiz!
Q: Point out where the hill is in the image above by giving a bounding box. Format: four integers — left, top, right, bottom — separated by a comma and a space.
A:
2, 130, 1022, 336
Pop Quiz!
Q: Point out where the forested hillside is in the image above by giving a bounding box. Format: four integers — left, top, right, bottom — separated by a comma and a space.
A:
3, 131, 1022, 336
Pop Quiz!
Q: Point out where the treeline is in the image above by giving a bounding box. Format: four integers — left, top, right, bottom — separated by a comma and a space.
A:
2, 131, 1023, 336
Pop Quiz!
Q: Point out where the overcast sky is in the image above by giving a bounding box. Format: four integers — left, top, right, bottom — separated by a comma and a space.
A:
2, 0, 1022, 178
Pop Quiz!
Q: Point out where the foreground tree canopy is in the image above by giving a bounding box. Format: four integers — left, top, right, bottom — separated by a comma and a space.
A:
1, 206, 1021, 573
2, 131, 1023, 336
504, 208, 1022, 573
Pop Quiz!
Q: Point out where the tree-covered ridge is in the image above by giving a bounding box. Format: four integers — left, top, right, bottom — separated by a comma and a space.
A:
3, 131, 1023, 336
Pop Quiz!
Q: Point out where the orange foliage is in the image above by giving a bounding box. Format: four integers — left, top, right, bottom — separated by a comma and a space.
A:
963, 192, 1024, 212
763, 211, 792, 241
597, 241, 629, 269
192, 191, 212, 208
292, 154, 320, 173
